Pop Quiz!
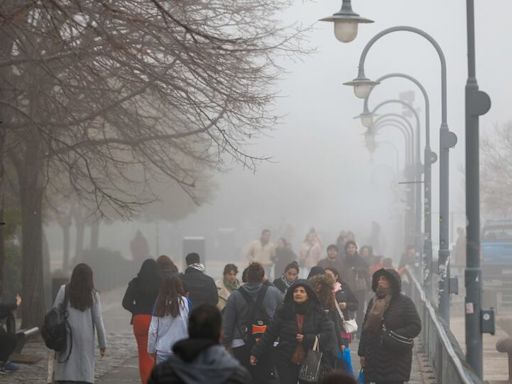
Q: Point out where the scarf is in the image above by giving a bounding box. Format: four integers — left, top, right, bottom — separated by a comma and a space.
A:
281, 275, 295, 289
364, 287, 392, 333
223, 278, 240, 293
294, 300, 312, 315
291, 314, 306, 364
189, 263, 205, 272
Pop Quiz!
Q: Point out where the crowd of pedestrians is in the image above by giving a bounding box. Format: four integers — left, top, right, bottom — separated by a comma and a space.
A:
0, 227, 422, 384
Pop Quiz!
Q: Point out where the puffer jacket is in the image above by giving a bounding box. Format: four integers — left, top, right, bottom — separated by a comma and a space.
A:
251, 280, 337, 369
358, 268, 421, 382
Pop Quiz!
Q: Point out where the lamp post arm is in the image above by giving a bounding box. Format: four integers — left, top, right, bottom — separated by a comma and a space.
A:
372, 99, 421, 167
365, 72, 430, 147
375, 121, 413, 166
357, 26, 447, 124
374, 113, 415, 163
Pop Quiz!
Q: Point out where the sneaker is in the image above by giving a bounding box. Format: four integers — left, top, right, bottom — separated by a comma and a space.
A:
2, 361, 18, 372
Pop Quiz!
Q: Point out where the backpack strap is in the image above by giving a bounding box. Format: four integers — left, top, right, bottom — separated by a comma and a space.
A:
61, 285, 69, 315
254, 285, 270, 321
238, 285, 270, 323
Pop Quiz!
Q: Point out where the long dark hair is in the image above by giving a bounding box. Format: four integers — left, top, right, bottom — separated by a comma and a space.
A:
156, 255, 179, 276
69, 263, 95, 311
154, 275, 184, 318
136, 259, 161, 295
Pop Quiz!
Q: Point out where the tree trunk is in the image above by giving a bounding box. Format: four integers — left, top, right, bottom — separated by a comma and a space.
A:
19, 160, 46, 328
62, 223, 71, 271
0, 111, 5, 296
75, 219, 85, 260
57, 211, 72, 272
90, 219, 100, 250
0, 207, 5, 297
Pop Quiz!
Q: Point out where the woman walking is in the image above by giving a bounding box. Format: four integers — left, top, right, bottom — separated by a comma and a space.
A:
122, 259, 161, 383
273, 261, 299, 294
216, 263, 240, 311
53, 263, 107, 384
309, 274, 345, 365
358, 268, 421, 384
324, 267, 358, 319
274, 238, 297, 280
298, 229, 322, 278
250, 280, 337, 384
340, 241, 369, 334
148, 275, 190, 364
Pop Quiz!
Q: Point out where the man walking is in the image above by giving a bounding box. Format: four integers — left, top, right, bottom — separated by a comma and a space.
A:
223, 263, 282, 384
181, 253, 218, 309
149, 304, 251, 383
246, 230, 275, 279
317, 244, 344, 273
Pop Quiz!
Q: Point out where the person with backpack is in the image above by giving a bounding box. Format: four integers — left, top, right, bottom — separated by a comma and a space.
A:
149, 304, 251, 384
51, 263, 107, 384
222, 262, 283, 384
122, 259, 161, 383
148, 275, 190, 364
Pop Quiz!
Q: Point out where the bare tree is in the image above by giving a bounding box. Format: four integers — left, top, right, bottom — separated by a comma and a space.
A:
481, 121, 512, 216
0, 0, 306, 326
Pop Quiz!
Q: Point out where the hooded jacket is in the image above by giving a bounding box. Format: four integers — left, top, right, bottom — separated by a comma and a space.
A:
251, 280, 337, 368
148, 339, 251, 384
222, 282, 283, 348
358, 268, 421, 383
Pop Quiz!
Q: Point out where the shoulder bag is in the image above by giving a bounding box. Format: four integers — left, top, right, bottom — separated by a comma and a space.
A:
381, 324, 414, 353
298, 336, 323, 383
334, 300, 358, 334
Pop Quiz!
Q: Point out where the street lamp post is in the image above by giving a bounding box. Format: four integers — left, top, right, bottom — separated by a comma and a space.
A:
342, 26, 457, 323
360, 99, 422, 252
361, 101, 421, 252
362, 72, 435, 293
369, 118, 416, 246
465, 0, 492, 378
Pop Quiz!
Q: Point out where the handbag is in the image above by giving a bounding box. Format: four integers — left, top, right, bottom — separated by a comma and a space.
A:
298, 336, 323, 383
334, 300, 358, 334
381, 326, 414, 354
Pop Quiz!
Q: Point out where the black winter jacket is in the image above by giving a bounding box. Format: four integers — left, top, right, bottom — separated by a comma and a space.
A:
252, 280, 337, 368
358, 269, 421, 382
122, 278, 159, 319
181, 268, 218, 310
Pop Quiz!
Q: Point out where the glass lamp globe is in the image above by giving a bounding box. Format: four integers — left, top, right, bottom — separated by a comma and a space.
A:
334, 21, 358, 43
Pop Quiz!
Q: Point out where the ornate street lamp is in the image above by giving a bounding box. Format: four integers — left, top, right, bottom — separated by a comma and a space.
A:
320, 0, 373, 43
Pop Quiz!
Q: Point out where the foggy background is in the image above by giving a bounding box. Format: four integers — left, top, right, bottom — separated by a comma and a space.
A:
43, 0, 512, 275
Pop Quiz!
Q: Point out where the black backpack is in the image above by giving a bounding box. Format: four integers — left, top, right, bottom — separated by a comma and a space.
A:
42, 285, 72, 361
238, 285, 270, 347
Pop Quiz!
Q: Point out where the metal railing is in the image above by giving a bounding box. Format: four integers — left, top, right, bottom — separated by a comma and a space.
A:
406, 267, 483, 384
